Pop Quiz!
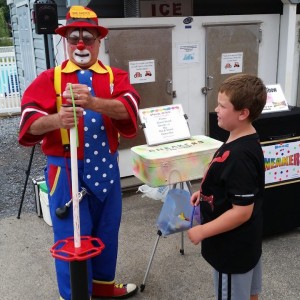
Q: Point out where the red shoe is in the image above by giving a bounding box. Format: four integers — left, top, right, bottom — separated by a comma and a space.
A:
92, 280, 138, 299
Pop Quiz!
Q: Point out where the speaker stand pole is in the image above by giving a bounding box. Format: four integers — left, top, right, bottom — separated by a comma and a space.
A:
17, 145, 36, 219
44, 34, 51, 69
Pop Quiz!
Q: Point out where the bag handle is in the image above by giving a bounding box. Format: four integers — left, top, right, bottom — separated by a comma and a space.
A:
165, 168, 183, 186
190, 206, 196, 228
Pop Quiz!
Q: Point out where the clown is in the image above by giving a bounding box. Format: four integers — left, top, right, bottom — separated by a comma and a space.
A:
19, 6, 140, 300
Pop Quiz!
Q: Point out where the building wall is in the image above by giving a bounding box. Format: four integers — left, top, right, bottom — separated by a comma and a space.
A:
98, 15, 280, 136
8, 0, 297, 98
8, 0, 300, 176
53, 13, 280, 135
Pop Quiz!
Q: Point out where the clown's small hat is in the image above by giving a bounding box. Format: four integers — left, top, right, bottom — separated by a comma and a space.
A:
55, 6, 108, 39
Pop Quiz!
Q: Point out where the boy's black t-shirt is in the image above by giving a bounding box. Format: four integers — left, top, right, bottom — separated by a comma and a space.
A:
200, 133, 265, 274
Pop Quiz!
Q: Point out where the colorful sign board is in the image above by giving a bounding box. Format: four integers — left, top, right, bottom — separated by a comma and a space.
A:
263, 138, 300, 186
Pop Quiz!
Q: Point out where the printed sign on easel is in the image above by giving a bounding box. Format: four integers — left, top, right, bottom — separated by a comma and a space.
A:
138, 104, 191, 146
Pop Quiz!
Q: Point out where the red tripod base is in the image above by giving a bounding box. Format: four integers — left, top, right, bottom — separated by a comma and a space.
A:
51, 236, 105, 300
50, 235, 105, 261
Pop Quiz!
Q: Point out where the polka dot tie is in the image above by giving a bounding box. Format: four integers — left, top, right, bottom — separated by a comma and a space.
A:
77, 69, 118, 201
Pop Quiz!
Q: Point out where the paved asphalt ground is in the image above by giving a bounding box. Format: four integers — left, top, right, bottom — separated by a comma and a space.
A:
0, 182, 299, 300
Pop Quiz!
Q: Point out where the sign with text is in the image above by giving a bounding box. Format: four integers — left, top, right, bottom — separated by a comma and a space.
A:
262, 84, 289, 113
263, 138, 300, 186
140, 0, 193, 17
221, 52, 243, 74
177, 43, 200, 64
129, 60, 155, 84
138, 104, 191, 146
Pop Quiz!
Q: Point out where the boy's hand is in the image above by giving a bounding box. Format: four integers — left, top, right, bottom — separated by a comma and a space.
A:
190, 190, 200, 206
187, 225, 204, 245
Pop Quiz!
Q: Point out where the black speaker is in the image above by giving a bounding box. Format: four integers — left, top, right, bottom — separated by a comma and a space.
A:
34, 2, 58, 34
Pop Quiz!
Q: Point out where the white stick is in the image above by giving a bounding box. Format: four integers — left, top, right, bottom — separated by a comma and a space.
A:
70, 127, 81, 248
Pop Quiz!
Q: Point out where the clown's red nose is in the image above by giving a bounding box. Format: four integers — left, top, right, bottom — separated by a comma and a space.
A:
77, 40, 85, 50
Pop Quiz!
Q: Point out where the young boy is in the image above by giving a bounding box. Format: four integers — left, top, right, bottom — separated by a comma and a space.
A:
187, 74, 267, 300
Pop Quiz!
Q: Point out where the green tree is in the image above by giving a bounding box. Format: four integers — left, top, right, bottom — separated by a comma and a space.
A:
0, 0, 10, 37
0, 11, 9, 37
0, 0, 10, 21
0, 1, 12, 45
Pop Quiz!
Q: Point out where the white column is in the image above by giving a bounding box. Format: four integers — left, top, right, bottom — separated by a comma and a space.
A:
277, 2, 297, 105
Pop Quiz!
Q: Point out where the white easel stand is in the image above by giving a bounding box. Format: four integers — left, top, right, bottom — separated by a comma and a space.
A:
140, 180, 193, 292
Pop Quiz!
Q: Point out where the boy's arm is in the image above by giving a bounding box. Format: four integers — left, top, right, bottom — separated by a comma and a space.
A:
187, 203, 254, 245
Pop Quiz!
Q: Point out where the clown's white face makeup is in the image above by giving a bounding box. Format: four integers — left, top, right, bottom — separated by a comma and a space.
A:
66, 28, 100, 68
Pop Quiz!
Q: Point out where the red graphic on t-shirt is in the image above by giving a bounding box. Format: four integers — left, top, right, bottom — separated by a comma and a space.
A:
211, 150, 230, 163
199, 150, 230, 211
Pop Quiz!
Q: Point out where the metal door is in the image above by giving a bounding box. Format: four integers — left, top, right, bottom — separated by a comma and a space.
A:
202, 21, 262, 134
105, 25, 174, 149
16, 4, 37, 92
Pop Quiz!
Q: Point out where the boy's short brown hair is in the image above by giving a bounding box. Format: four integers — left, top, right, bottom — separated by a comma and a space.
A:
218, 74, 267, 122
